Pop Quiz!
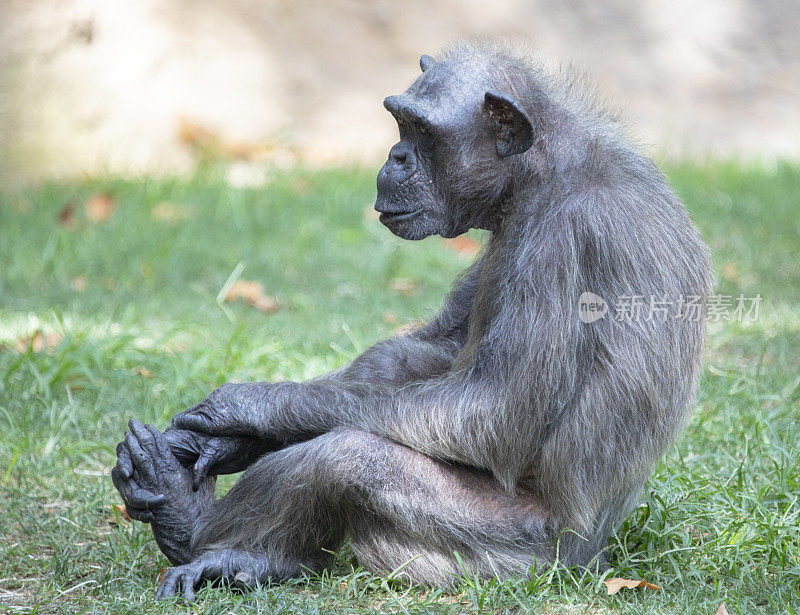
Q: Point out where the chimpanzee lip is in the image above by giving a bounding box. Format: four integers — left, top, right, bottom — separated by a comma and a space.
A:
379, 209, 422, 223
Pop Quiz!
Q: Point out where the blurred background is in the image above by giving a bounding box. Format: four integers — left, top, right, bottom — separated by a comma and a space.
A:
2, 0, 800, 186
1, 2, 800, 613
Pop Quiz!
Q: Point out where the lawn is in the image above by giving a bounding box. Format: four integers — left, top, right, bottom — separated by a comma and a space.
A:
0, 162, 798, 614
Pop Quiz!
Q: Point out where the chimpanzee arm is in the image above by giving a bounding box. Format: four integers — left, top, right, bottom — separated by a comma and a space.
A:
172, 227, 590, 491
173, 307, 579, 493
325, 256, 482, 386
161, 258, 480, 475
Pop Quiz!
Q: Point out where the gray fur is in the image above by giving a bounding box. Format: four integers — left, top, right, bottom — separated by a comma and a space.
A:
114, 41, 712, 597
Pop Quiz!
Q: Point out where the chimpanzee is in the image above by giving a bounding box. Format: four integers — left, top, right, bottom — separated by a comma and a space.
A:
113, 42, 712, 600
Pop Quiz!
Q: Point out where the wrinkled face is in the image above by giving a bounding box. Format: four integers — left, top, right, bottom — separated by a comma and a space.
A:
375, 55, 534, 240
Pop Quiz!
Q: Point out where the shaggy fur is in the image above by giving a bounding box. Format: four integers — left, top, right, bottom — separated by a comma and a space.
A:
113, 41, 712, 598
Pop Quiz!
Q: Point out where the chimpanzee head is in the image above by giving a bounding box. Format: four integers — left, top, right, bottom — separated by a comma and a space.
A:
375, 51, 535, 240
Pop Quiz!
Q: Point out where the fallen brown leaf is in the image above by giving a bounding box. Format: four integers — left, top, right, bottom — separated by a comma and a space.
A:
716, 603, 730, 615
85, 192, 116, 223
71, 276, 87, 292
15, 330, 63, 354
132, 366, 153, 378
225, 280, 280, 313
389, 278, 417, 296
722, 263, 740, 284
603, 577, 662, 595
382, 312, 399, 325
442, 235, 481, 257
176, 117, 275, 162
151, 201, 193, 223
114, 504, 131, 522
57, 202, 77, 228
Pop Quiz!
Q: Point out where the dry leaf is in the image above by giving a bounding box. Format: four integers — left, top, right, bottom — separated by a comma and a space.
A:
151, 201, 193, 223
382, 312, 399, 325
442, 235, 481, 257
721, 263, 740, 284
176, 117, 275, 162
156, 568, 169, 584
389, 278, 417, 296
114, 504, 131, 522
85, 192, 116, 223
15, 331, 63, 354
716, 603, 730, 615
603, 577, 662, 595
57, 202, 76, 228
225, 280, 280, 313
132, 366, 153, 378
72, 276, 87, 292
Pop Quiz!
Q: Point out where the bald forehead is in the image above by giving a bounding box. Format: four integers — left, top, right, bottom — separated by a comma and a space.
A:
389, 59, 490, 125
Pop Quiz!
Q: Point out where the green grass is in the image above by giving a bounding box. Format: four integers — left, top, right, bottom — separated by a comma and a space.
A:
0, 161, 798, 614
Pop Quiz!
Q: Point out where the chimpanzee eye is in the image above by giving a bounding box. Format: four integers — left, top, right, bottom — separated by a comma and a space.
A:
417, 121, 434, 151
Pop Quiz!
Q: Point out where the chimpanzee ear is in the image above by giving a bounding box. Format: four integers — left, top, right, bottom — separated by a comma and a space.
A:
483, 91, 533, 157
420, 54, 435, 72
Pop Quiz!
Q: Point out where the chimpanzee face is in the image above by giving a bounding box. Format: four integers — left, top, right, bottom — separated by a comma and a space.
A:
375, 54, 533, 240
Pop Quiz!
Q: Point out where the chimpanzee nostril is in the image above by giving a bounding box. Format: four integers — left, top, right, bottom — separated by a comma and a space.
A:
385, 142, 416, 182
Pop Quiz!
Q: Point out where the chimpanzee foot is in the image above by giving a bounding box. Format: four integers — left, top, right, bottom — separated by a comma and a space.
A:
112, 419, 215, 565
155, 549, 281, 602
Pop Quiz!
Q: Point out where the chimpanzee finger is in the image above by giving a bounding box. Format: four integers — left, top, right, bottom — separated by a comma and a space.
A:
125, 429, 156, 480
181, 567, 204, 603
192, 438, 224, 491
112, 466, 166, 509
172, 405, 215, 432
111, 470, 156, 522
156, 567, 183, 600
111, 465, 123, 490
115, 441, 133, 479
173, 414, 219, 435
124, 506, 154, 523
129, 419, 158, 455
120, 483, 166, 510
163, 428, 202, 466
145, 423, 174, 461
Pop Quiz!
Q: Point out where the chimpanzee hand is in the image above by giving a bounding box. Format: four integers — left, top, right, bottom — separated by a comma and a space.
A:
171, 382, 287, 439
116, 426, 270, 492
111, 420, 217, 565
163, 428, 271, 489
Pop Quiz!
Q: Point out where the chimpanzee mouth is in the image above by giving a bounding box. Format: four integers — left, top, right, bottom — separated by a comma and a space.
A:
379, 209, 423, 224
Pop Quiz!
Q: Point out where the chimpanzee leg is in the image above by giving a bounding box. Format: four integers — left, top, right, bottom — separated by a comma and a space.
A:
156, 428, 554, 598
